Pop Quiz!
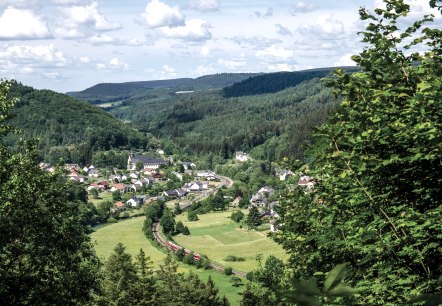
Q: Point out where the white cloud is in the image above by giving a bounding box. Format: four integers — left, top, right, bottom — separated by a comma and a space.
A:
0, 44, 67, 79
200, 46, 210, 56
55, 1, 121, 38
256, 45, 294, 60
291, 1, 318, 15
79, 56, 90, 63
218, 57, 247, 69
230, 36, 282, 50
275, 24, 292, 36
334, 53, 357, 67
0, 7, 51, 40
267, 63, 296, 71
189, 0, 219, 12
109, 57, 129, 70
159, 64, 177, 78
159, 19, 212, 41
298, 15, 346, 39
139, 0, 185, 28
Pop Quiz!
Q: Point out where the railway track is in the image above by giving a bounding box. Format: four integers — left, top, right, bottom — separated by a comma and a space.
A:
151, 222, 247, 277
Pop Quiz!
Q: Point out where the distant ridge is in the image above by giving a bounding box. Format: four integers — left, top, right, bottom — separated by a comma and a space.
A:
222, 66, 360, 98
68, 73, 260, 100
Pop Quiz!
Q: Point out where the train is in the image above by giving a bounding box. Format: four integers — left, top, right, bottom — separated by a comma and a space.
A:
166, 241, 201, 260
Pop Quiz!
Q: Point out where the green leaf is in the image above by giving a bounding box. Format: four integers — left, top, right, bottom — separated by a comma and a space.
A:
324, 263, 348, 292
293, 279, 322, 296
327, 285, 361, 297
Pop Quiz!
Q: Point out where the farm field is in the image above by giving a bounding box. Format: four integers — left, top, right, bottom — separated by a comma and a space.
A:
90, 216, 245, 305
174, 210, 289, 272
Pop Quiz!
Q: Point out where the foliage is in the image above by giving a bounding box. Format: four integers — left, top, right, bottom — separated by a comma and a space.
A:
188, 210, 199, 221
275, 1, 442, 304
5, 82, 146, 165
231, 210, 245, 222
224, 267, 233, 275
225, 255, 245, 262
246, 206, 262, 228
223, 68, 358, 98
0, 80, 101, 305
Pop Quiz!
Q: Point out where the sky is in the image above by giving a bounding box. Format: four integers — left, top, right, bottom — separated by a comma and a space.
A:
0, 0, 440, 93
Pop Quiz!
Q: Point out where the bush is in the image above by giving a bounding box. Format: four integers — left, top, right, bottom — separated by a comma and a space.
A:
187, 211, 199, 221
225, 255, 245, 262
230, 210, 244, 223
224, 266, 233, 275
182, 226, 190, 235
183, 253, 195, 265
175, 248, 185, 261
107, 217, 118, 223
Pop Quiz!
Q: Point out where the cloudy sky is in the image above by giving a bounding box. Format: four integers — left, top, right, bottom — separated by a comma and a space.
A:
0, 0, 439, 93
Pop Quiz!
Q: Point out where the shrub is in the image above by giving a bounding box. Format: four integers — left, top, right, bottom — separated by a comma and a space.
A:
183, 253, 195, 265
230, 210, 244, 223
187, 211, 199, 221
107, 217, 117, 223
224, 266, 233, 275
225, 255, 246, 262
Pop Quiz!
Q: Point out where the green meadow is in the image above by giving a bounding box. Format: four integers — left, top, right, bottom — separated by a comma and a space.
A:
174, 210, 289, 272
90, 216, 245, 305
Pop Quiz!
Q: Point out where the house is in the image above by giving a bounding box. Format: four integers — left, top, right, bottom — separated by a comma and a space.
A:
126, 195, 148, 207
87, 168, 100, 178
109, 174, 122, 182
250, 194, 265, 206
115, 201, 125, 212
196, 170, 216, 180
184, 181, 208, 192
152, 172, 165, 181
111, 183, 131, 193
65, 163, 80, 172
97, 181, 109, 189
129, 173, 138, 179
250, 186, 275, 206
180, 162, 196, 170
235, 151, 249, 162
69, 175, 87, 183
298, 175, 316, 189
231, 197, 242, 207
163, 189, 187, 198
269, 220, 279, 232
277, 169, 294, 181
127, 154, 167, 170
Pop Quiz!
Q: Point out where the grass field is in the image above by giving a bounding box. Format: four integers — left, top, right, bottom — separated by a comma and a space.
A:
90, 216, 245, 305
174, 210, 289, 272
89, 191, 113, 207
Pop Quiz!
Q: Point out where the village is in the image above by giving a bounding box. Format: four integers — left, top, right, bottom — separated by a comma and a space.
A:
39, 150, 316, 232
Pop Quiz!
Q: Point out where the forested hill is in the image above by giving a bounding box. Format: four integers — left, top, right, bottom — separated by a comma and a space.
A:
145, 77, 337, 161
222, 66, 359, 97
5, 82, 146, 165
68, 73, 259, 103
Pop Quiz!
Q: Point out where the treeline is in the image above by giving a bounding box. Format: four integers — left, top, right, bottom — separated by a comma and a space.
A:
5, 82, 146, 165
222, 67, 359, 98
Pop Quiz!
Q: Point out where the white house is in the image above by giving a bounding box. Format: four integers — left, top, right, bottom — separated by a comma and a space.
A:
235, 151, 249, 162
184, 181, 208, 192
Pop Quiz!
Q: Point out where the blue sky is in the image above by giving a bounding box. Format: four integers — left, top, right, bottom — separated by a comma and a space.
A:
0, 0, 439, 92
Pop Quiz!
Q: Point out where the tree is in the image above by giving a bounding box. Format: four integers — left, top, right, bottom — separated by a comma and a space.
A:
276, 1, 442, 304
246, 206, 262, 228
112, 190, 122, 201
231, 210, 244, 222
188, 210, 199, 221
135, 161, 144, 171
0, 80, 101, 305
101, 243, 139, 305
160, 209, 175, 235
90, 187, 99, 199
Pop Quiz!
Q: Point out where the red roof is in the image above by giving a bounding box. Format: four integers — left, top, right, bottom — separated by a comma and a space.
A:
113, 183, 125, 190
115, 201, 124, 207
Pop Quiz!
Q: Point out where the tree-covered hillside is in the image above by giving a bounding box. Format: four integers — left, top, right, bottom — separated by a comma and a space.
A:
145, 78, 336, 161
222, 67, 359, 98
5, 82, 146, 165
